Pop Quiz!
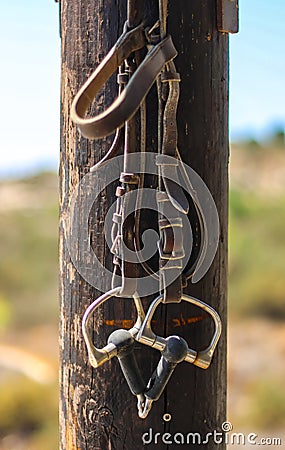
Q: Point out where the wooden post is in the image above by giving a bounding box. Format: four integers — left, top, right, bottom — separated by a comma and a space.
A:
59, 1, 228, 449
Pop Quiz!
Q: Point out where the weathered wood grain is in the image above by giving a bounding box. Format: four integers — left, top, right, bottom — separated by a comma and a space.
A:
59, 1, 228, 449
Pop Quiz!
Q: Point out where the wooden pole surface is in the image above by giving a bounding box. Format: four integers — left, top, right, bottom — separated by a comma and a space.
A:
59, 1, 228, 449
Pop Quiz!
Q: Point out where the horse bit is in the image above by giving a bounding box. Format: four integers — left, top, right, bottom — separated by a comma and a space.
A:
71, 0, 222, 419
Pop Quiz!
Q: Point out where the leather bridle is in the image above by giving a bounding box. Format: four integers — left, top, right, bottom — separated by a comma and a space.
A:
71, 0, 221, 419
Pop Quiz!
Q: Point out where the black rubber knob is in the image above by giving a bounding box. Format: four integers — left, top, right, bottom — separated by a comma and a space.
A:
145, 335, 188, 401
162, 335, 188, 363
108, 329, 145, 396
108, 329, 134, 357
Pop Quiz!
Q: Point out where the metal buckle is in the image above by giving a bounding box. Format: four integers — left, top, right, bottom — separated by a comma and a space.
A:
136, 293, 222, 369
82, 287, 145, 368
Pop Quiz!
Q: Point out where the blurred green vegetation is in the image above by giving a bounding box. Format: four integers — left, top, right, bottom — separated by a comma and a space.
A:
0, 172, 59, 449
0, 173, 59, 328
229, 189, 285, 319
0, 136, 284, 446
238, 377, 285, 429
0, 295, 12, 331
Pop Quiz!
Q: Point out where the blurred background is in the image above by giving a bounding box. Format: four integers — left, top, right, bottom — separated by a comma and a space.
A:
0, 1, 284, 449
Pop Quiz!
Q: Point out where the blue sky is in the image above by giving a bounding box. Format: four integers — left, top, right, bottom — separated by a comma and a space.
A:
0, 0, 284, 177
230, 0, 285, 140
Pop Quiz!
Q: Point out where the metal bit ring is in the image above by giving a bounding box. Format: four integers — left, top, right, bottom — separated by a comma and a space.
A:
82, 287, 145, 368
136, 293, 222, 369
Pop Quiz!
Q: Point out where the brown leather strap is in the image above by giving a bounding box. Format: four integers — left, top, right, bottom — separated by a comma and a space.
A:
111, 173, 140, 297
157, 62, 189, 214
156, 61, 188, 303
157, 191, 184, 304
71, 24, 178, 139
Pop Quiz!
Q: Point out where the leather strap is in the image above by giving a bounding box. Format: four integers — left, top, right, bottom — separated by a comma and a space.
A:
77, 2, 222, 421
156, 60, 188, 303
159, 62, 188, 215
111, 174, 140, 297
71, 23, 178, 139
157, 191, 184, 304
